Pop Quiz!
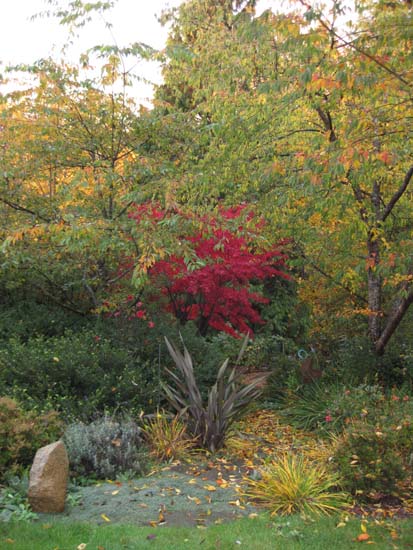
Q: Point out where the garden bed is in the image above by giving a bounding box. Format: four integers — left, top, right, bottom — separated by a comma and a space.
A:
38, 463, 258, 528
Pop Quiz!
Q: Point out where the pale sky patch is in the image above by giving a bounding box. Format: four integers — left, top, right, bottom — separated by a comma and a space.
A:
0, 1, 286, 104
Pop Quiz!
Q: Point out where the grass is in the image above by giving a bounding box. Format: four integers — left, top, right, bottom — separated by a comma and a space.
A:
1, 514, 412, 549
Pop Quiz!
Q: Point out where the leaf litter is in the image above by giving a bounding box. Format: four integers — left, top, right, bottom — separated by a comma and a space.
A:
35, 410, 413, 527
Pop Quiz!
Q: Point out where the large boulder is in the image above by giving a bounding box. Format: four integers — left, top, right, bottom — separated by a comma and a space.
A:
28, 440, 69, 513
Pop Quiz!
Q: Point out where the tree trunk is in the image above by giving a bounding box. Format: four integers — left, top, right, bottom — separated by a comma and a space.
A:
367, 232, 382, 345
375, 288, 413, 355
367, 178, 383, 347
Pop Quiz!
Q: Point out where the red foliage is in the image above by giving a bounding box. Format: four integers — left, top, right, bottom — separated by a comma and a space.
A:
128, 201, 166, 222
133, 204, 290, 337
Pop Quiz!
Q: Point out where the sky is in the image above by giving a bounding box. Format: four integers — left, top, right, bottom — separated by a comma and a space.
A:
0, 0, 275, 104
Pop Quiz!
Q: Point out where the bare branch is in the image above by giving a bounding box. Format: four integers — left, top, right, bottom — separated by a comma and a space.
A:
376, 287, 413, 355
297, 0, 411, 88
295, 242, 368, 304
315, 106, 337, 142
0, 197, 52, 223
381, 165, 413, 222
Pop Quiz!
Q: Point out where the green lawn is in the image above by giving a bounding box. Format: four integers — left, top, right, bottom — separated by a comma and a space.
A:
1, 514, 411, 550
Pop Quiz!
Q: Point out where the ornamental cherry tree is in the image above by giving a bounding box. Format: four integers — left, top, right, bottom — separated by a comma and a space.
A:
130, 203, 290, 337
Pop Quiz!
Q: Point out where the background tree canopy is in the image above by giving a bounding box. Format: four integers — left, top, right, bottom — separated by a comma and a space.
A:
1, 0, 413, 364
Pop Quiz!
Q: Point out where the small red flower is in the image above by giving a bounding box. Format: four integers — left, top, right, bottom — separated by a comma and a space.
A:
136, 310, 146, 319
94, 335, 101, 342
148, 321, 155, 329
325, 414, 333, 422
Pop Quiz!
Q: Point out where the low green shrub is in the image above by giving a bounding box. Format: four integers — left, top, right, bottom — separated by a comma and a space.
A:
156, 324, 302, 405
0, 311, 256, 420
0, 301, 87, 342
326, 334, 413, 388
0, 397, 63, 480
332, 393, 413, 498
231, 334, 302, 402
241, 335, 298, 369
280, 383, 385, 432
333, 420, 411, 497
263, 355, 301, 402
63, 416, 145, 480
0, 332, 159, 419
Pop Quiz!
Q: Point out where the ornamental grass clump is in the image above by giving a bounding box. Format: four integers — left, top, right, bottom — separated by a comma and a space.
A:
163, 335, 265, 453
244, 453, 348, 516
142, 412, 198, 462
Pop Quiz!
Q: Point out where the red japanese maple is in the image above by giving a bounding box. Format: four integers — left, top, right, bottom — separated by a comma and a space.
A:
141, 206, 290, 337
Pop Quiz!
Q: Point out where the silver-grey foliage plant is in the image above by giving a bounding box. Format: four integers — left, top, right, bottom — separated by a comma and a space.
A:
64, 416, 143, 479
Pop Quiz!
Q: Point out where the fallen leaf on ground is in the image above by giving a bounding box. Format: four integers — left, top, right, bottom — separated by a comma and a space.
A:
159, 507, 166, 524
356, 533, 370, 542
216, 478, 228, 487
